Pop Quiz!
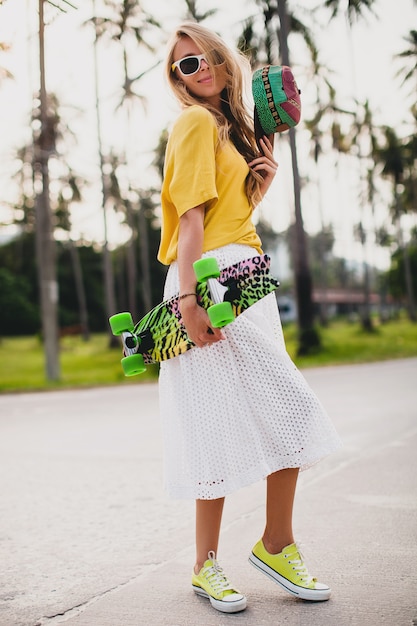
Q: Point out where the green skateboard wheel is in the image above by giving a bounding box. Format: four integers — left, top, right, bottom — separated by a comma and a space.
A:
193, 257, 220, 282
121, 354, 146, 376
208, 302, 235, 328
109, 312, 134, 336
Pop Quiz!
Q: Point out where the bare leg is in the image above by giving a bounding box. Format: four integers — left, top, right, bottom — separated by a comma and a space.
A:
195, 497, 225, 573
262, 468, 299, 555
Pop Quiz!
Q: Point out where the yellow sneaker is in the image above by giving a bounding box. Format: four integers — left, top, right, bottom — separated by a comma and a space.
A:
249, 540, 331, 601
192, 551, 247, 613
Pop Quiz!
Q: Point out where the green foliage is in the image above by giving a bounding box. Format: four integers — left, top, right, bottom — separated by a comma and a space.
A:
58, 244, 105, 331
0, 227, 166, 336
0, 268, 39, 334
386, 244, 417, 299
112, 214, 167, 318
0, 235, 40, 334
0, 233, 107, 334
285, 224, 366, 290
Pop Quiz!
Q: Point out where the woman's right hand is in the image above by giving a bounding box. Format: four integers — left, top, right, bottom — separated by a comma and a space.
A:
180, 298, 225, 348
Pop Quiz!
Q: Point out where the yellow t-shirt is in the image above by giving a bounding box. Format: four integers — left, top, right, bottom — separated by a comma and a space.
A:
158, 105, 262, 265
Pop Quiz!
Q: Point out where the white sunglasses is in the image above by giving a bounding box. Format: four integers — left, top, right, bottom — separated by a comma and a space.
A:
171, 53, 209, 76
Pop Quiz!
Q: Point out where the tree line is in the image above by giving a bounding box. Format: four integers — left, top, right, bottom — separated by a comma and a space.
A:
1, 218, 415, 336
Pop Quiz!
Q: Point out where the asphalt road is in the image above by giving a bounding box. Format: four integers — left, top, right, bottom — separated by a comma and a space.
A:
0, 358, 416, 626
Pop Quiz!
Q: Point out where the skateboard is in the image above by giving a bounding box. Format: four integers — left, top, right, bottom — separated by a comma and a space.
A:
109, 254, 279, 376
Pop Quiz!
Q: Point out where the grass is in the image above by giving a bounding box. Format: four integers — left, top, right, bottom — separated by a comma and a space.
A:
284, 316, 417, 368
1, 316, 417, 393
0, 334, 159, 393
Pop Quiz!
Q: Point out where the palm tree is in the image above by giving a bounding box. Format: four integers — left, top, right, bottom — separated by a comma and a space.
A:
323, 0, 381, 330
32, 0, 79, 379
55, 172, 90, 341
240, 0, 382, 345
240, 0, 320, 354
323, 0, 377, 22
278, 1, 322, 353
14, 92, 91, 343
374, 27, 417, 321
90, 0, 161, 327
35, 0, 60, 380
377, 126, 416, 321
0, 42, 13, 83
395, 29, 417, 97
303, 45, 340, 326
395, 28, 417, 218
400, 118, 417, 217
182, 0, 217, 21
90, 3, 118, 347
347, 99, 382, 330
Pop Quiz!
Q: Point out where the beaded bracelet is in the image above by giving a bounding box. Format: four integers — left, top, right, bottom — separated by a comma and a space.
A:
179, 292, 198, 300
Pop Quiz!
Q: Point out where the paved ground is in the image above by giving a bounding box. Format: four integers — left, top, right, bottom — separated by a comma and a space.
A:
0, 358, 416, 626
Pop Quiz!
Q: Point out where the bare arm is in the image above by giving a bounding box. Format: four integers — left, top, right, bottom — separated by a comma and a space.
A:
177, 205, 225, 348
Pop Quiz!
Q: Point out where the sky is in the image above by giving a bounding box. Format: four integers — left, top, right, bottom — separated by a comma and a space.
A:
0, 0, 416, 272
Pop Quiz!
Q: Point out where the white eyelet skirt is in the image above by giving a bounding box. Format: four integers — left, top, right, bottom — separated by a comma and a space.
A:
158, 244, 342, 500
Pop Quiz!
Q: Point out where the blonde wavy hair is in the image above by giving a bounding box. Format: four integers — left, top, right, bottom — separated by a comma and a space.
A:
165, 22, 263, 208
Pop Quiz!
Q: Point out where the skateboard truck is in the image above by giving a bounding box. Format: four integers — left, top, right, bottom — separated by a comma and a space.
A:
193, 258, 235, 327
124, 334, 137, 350
122, 329, 154, 354
109, 313, 148, 376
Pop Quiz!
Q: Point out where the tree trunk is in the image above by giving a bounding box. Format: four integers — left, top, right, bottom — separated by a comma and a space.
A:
403, 243, 416, 322
357, 222, 373, 331
318, 239, 329, 327
68, 240, 90, 341
277, 0, 320, 354
92, 2, 118, 346
125, 203, 137, 315
35, 0, 60, 381
138, 203, 152, 314
361, 259, 373, 331
313, 141, 328, 326
396, 217, 416, 322
394, 187, 416, 321
102, 241, 118, 346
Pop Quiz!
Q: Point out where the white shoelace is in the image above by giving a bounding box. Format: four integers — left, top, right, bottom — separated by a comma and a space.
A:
286, 548, 316, 585
203, 551, 234, 593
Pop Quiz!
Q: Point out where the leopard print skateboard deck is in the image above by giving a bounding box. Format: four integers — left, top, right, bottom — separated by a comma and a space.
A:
110, 254, 279, 375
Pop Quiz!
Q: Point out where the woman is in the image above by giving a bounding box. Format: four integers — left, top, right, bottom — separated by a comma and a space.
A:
157, 22, 342, 614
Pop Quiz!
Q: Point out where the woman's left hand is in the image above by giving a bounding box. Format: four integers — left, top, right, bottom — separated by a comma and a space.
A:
248, 135, 278, 198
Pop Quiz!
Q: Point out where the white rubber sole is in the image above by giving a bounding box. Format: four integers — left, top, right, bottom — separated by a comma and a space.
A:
192, 585, 247, 613
248, 553, 331, 602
